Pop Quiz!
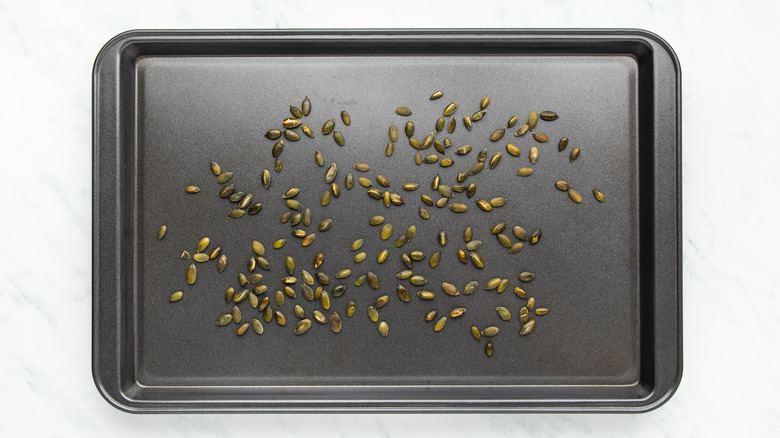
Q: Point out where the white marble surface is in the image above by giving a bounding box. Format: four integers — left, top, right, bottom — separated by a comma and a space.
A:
2, 0, 779, 435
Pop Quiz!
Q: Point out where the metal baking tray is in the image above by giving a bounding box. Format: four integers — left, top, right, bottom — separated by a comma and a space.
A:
92, 29, 681, 413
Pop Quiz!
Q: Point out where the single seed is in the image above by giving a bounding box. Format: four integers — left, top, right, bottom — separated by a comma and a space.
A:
463, 115, 472, 130
386, 142, 394, 156
210, 161, 222, 176
450, 308, 466, 318
471, 326, 481, 340
335, 269, 352, 279
290, 105, 303, 118
322, 119, 335, 135
435, 117, 445, 133
396, 107, 412, 116
555, 180, 570, 191
481, 326, 499, 337
185, 185, 200, 194
448, 116, 456, 133
489, 152, 502, 169
527, 297, 536, 310
442, 282, 459, 296
275, 290, 285, 307
486, 342, 494, 357
517, 167, 534, 177
358, 177, 372, 188
568, 188, 583, 203
476, 199, 492, 211
415, 151, 422, 165
464, 281, 479, 295
470, 162, 484, 176
496, 306, 511, 321
280, 211, 291, 223
283, 130, 300, 141
519, 272, 536, 282
374, 295, 389, 310
232, 305, 242, 323
421, 194, 433, 206
389, 123, 398, 141
329, 311, 342, 333
252, 318, 264, 335
417, 290, 435, 300
509, 242, 525, 254
316, 272, 331, 286
229, 191, 244, 203
377, 249, 389, 264
272, 139, 285, 157
265, 129, 282, 140
535, 308, 550, 316
514, 287, 528, 300
529, 146, 539, 165
472, 110, 486, 121
401, 253, 413, 269
490, 128, 505, 142
294, 319, 312, 335
217, 255, 227, 273
520, 320, 536, 336
208, 247, 221, 259
430, 90, 444, 100
425, 310, 438, 321
438, 185, 453, 198
508, 115, 519, 128
313, 253, 324, 270
518, 306, 530, 324
238, 273, 248, 287
283, 187, 299, 199
257, 256, 270, 271
376, 175, 390, 188
464, 226, 473, 242
321, 290, 331, 310
367, 305, 379, 322
479, 96, 490, 109
192, 253, 209, 263
465, 240, 482, 251
301, 124, 314, 138
409, 250, 425, 261
273, 239, 287, 249
443, 101, 458, 116
186, 263, 197, 285
351, 239, 364, 251
533, 132, 549, 143
449, 203, 467, 213
196, 237, 210, 252
397, 284, 411, 302
397, 270, 413, 280
369, 215, 385, 226
169, 291, 183, 302
367, 188, 383, 199
405, 121, 415, 138
239, 193, 253, 209
302, 96, 311, 116
429, 251, 441, 268
570, 147, 581, 162
558, 137, 569, 152
458, 250, 467, 264
216, 314, 232, 326
181, 250, 190, 260
262, 170, 271, 189
419, 207, 430, 220
434, 316, 447, 332
352, 163, 370, 173
302, 234, 315, 247
378, 321, 389, 337
253, 285, 267, 295
527, 111, 539, 130
469, 252, 484, 269
424, 154, 439, 164
263, 306, 273, 323
321, 191, 331, 206
484, 278, 501, 291
497, 233, 512, 248
405, 225, 416, 242
455, 145, 472, 155
294, 304, 305, 319
440, 158, 454, 167
593, 189, 606, 202
540, 110, 558, 121
340, 110, 351, 125
346, 300, 356, 317
157, 225, 167, 240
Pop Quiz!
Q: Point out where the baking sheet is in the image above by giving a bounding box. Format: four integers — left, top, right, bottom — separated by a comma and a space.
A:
92, 29, 681, 412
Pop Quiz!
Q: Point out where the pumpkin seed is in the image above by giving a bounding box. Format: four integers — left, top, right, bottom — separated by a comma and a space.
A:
449, 203, 467, 213
367, 188, 383, 199
185, 185, 200, 194
283, 130, 300, 141
186, 263, 197, 284
252, 318, 264, 335
275, 290, 285, 307
481, 326, 499, 337
442, 282, 459, 296
490, 128, 505, 142
527, 297, 536, 310
261, 170, 271, 189
367, 305, 379, 322
169, 291, 183, 302
540, 110, 558, 121
328, 311, 342, 333
417, 290, 435, 300
533, 132, 548, 143
294, 319, 312, 335
257, 256, 270, 270
425, 310, 438, 321
489, 152, 502, 169
479, 96, 490, 109
369, 215, 385, 226
558, 137, 569, 151
290, 105, 303, 118
469, 252, 485, 269
443, 101, 458, 116
465, 240, 482, 251
447, 116, 456, 133
520, 320, 535, 336
430, 90, 444, 100
472, 110, 486, 121
434, 317, 447, 332
476, 199, 492, 212
529, 146, 539, 165
280, 211, 291, 223
215, 254, 227, 273
424, 154, 439, 164
509, 242, 525, 254
515, 124, 529, 137
229, 191, 244, 203
346, 300, 356, 317
593, 189, 605, 202
321, 290, 331, 310
409, 250, 425, 261
335, 269, 352, 279
232, 305, 242, 323
385, 141, 395, 157
216, 314, 233, 326
396, 284, 411, 303
486, 342, 494, 357
519, 272, 535, 282
377, 249, 389, 264
527, 111, 539, 130
157, 225, 167, 240
555, 180, 570, 191
459, 281, 477, 296
517, 167, 533, 177
321, 191, 331, 206
265, 129, 282, 140
568, 188, 583, 203
389, 123, 398, 141
272, 139, 285, 157
429, 251, 441, 268
253, 285, 267, 295
397, 270, 413, 280
180, 250, 190, 260
340, 110, 351, 126
322, 119, 335, 135
450, 308, 466, 318
496, 306, 511, 321
301, 124, 314, 138
301, 97, 311, 116
419, 206, 430, 220
283, 188, 299, 199
378, 321, 389, 337
458, 249, 467, 264
210, 161, 222, 176
316, 272, 331, 286
497, 233, 512, 248
470, 162, 484, 176
396, 107, 412, 116
273, 239, 287, 249
414, 150, 422, 165
508, 115, 518, 128
570, 147, 580, 162
455, 145, 472, 155
263, 306, 273, 323
463, 115, 472, 130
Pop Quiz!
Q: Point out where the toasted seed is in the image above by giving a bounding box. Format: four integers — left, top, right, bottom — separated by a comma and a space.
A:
593, 189, 606, 202
497, 233, 512, 248
420, 194, 434, 206
396, 107, 412, 116
540, 110, 558, 121
358, 177, 372, 188
496, 306, 511, 321
555, 180, 570, 191
486, 342, 494, 357
404, 225, 416, 243
507, 115, 519, 128
273, 239, 287, 249
476, 199, 492, 212
519, 272, 535, 282
180, 250, 191, 260
490, 129, 505, 142
193, 237, 209, 253
434, 316, 447, 331
458, 250, 467, 264
216, 314, 233, 326
410, 275, 427, 286
517, 167, 534, 177
301, 97, 311, 116
367, 305, 379, 323
442, 282, 459, 296
239, 193, 254, 209
232, 305, 242, 323
367, 188, 383, 199
377, 249, 389, 264
388, 123, 399, 142
322, 119, 335, 135
280, 211, 291, 223
558, 136, 569, 152
433, 117, 445, 134
519, 307, 530, 323
568, 188, 583, 203
350, 239, 364, 251
192, 253, 209, 263
535, 308, 550, 316
490, 197, 507, 208
256, 256, 270, 271
417, 290, 435, 300
527, 297, 536, 310
527, 111, 539, 130
157, 225, 167, 240
419, 206, 430, 220
319, 289, 331, 310
282, 188, 299, 199
428, 251, 440, 267
425, 310, 438, 321
455, 145, 472, 156
250, 318, 264, 335
481, 326, 499, 337
168, 291, 183, 302
384, 141, 394, 157
397, 270, 413, 280
443, 101, 458, 116
265, 129, 282, 140
465, 240, 482, 251
470, 162, 484, 176
498, 280, 509, 293
292, 304, 305, 319
374, 295, 390, 310
423, 154, 439, 164
209, 161, 222, 176
258, 169, 270, 189
274, 290, 285, 307
287, 104, 302, 118
439, 158, 453, 168
229, 191, 245, 203
469, 252, 485, 269
270, 158, 280, 171
409, 250, 425, 261
462, 226, 472, 243
414, 150, 422, 165
449, 308, 466, 319
209, 248, 221, 259
345, 300, 356, 318
430, 90, 444, 100
263, 306, 273, 323
302, 233, 316, 247
484, 278, 501, 291
570, 147, 581, 162
338, 110, 351, 125
185, 185, 201, 194
470, 326, 481, 340
369, 216, 385, 226
520, 320, 536, 336
463, 115, 472, 130
272, 139, 285, 158
253, 285, 267, 295
377, 321, 389, 337
472, 110, 486, 121
449, 203, 467, 213
185, 263, 197, 285
318, 190, 331, 206
335, 269, 352, 279
294, 319, 311, 335
284, 130, 300, 141
458, 281, 477, 297
489, 152, 502, 169
514, 124, 530, 137
508, 242, 525, 254
533, 132, 549, 143
438, 184, 453, 198
301, 124, 314, 138
401, 253, 413, 269
365, 271, 379, 289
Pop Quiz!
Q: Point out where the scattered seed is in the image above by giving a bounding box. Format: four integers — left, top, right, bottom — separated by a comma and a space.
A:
272, 139, 285, 157
367, 305, 379, 323
508, 115, 519, 128
527, 297, 536, 310
520, 320, 536, 336
273, 239, 287, 249
570, 147, 580, 162
527, 111, 539, 130
180, 250, 190, 260
496, 306, 511, 321
476, 199, 492, 212
514, 287, 528, 300
443, 101, 458, 116
593, 189, 605, 202
540, 110, 558, 121
414, 151, 422, 165
186, 263, 197, 285
340, 110, 351, 125
449, 203, 467, 213
497, 233, 512, 248
463, 281, 479, 296
335, 269, 352, 279
346, 300, 356, 317
185, 185, 200, 194
509, 242, 525, 254
210, 161, 222, 176
515, 124, 530, 137
263, 306, 273, 323
463, 115, 472, 130
490, 129, 505, 142
216, 314, 232, 326
434, 317, 447, 332
284, 130, 301, 141
419, 207, 430, 220
455, 145, 472, 156
322, 119, 335, 135
458, 250, 467, 264
469, 252, 484, 269
169, 291, 183, 302
450, 308, 466, 318
301, 124, 314, 138
157, 225, 167, 240
472, 110, 486, 121
265, 129, 282, 140
396, 107, 412, 116
294, 319, 312, 335
465, 240, 482, 251
417, 290, 435, 300
301, 97, 311, 116
252, 318, 264, 335
376, 249, 389, 264
320, 290, 331, 310
302, 234, 315, 247
232, 305, 242, 323
429, 251, 441, 268
517, 167, 533, 177
558, 137, 569, 152
486, 342, 493, 357
519, 272, 536, 282
568, 188, 583, 203
533, 132, 549, 143
481, 326, 499, 337
480, 96, 490, 109
505, 143, 521, 157
397, 270, 413, 280
489, 152, 502, 169
470, 162, 484, 176
425, 310, 438, 321
442, 282, 459, 296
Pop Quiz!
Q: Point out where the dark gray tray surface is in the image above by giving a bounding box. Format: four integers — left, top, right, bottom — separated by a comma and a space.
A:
93, 29, 681, 413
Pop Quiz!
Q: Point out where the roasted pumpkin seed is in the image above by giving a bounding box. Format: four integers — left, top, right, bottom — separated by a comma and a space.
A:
232, 305, 242, 323
301, 96, 311, 116
458, 249, 467, 264
252, 318, 264, 335
540, 110, 558, 121
520, 320, 535, 336
216, 314, 233, 326
425, 310, 438, 321
186, 263, 197, 284
442, 282, 459, 296
261, 170, 271, 189
283, 130, 300, 141
533, 132, 548, 143
265, 129, 282, 140
463, 115, 472, 130
486, 342, 494, 357
377, 249, 389, 264
210, 161, 221, 176
514, 124, 530, 137
481, 326, 499, 337
396, 284, 411, 303
472, 110, 486, 121
568, 188, 583, 203
507, 115, 518, 128
301, 124, 314, 138
496, 306, 511, 321
157, 225, 167, 240
346, 300, 356, 317
419, 206, 430, 219
463, 281, 479, 295
417, 290, 435, 300
558, 137, 569, 151
469, 252, 484, 269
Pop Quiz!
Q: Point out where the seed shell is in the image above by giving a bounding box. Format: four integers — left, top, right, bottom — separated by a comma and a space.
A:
520, 320, 536, 336
463, 115, 472, 130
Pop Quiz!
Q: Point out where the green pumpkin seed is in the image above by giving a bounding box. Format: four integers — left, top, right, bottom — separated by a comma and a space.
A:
509, 242, 524, 254
397, 270, 413, 280
449, 203, 467, 213
507, 115, 518, 128
527, 297, 536, 310
527, 111, 539, 130
157, 225, 167, 240
517, 167, 533, 177
217, 255, 227, 272
471, 326, 481, 340
489, 152, 502, 169
593, 189, 605, 202
419, 206, 430, 220
321, 290, 331, 310
378, 321, 389, 337
232, 305, 242, 323
448, 116, 456, 133
429, 251, 441, 268
490, 129, 505, 142
514, 287, 528, 300
433, 316, 447, 332
273, 239, 287, 249
470, 162, 484, 176
261, 170, 271, 189
464, 226, 473, 242
252, 318, 264, 335
216, 314, 233, 326
367, 271, 380, 289
497, 233, 512, 248
410, 275, 427, 286
450, 308, 466, 318
346, 300, 356, 317
481, 326, 499, 337
169, 291, 183, 302
335, 269, 352, 279
275, 290, 285, 307
367, 305, 379, 322
321, 190, 331, 206
535, 308, 550, 316
486, 342, 493, 357
263, 306, 273, 323
290, 105, 303, 118
414, 150, 422, 165
430, 90, 444, 100
443, 101, 458, 116
185, 185, 200, 194
435, 117, 445, 133
519, 272, 535, 282
293, 304, 305, 319
568, 188, 583, 203
389, 123, 398, 141
192, 253, 209, 263
506, 143, 521, 157
397, 284, 411, 303
367, 188, 383, 199
465, 240, 482, 251
533, 132, 548, 143
340, 110, 351, 125
377, 249, 389, 264
469, 252, 484, 269
186, 263, 197, 284
558, 137, 569, 151
476, 199, 492, 211
294, 319, 312, 335
463, 281, 479, 295
284, 130, 300, 141
529, 146, 539, 164
570, 147, 580, 162
265, 129, 282, 140
301, 96, 311, 116
496, 306, 511, 321
396, 107, 412, 116
555, 180, 570, 191
425, 310, 438, 321
301, 124, 314, 138
180, 250, 190, 260
472, 110, 486, 121
322, 119, 335, 135
424, 154, 439, 164
272, 139, 285, 157
520, 320, 535, 336
257, 256, 270, 270
463, 115, 472, 130
330, 311, 342, 333
210, 161, 222, 176
540, 110, 558, 121
441, 282, 459, 296
386, 142, 394, 156
455, 145, 472, 155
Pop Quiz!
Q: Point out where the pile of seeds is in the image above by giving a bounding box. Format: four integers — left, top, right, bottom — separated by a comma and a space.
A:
159, 93, 605, 358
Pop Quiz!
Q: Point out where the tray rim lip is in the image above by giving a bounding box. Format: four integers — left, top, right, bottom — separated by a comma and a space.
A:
92, 28, 682, 414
